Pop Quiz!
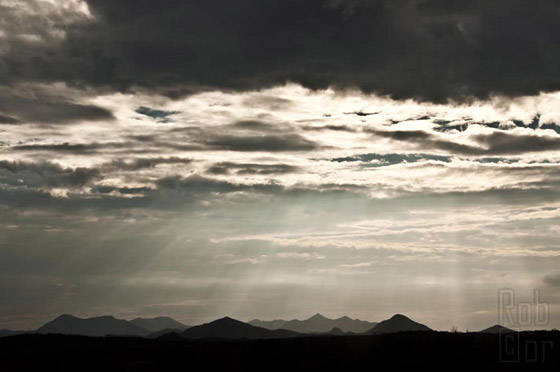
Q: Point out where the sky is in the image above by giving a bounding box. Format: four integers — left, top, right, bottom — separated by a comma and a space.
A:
1, 0, 560, 331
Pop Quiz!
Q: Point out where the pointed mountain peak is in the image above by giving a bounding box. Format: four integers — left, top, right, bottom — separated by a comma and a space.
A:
479, 324, 516, 333
55, 314, 78, 320
212, 316, 242, 324
367, 314, 431, 334
327, 327, 345, 335
181, 317, 301, 340
390, 314, 410, 320
308, 313, 329, 321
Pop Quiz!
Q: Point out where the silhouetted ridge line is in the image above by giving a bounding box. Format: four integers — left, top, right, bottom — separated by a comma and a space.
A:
181, 317, 301, 339
366, 314, 431, 334
479, 325, 516, 334
249, 314, 377, 333
37, 314, 149, 337
146, 328, 186, 339
130, 317, 189, 332
0, 329, 27, 338
326, 327, 346, 336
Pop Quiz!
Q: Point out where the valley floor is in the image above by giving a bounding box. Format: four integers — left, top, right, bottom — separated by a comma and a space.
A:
1, 331, 559, 371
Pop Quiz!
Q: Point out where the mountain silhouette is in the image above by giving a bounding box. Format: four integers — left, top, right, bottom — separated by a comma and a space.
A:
181, 317, 301, 339
249, 313, 377, 333
479, 325, 516, 333
329, 315, 378, 333
37, 314, 149, 337
156, 331, 184, 340
146, 328, 186, 338
0, 329, 26, 338
130, 317, 189, 332
366, 314, 431, 334
326, 327, 346, 335
249, 319, 286, 329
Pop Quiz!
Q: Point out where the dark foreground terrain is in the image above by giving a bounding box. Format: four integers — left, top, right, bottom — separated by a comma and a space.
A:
1, 331, 558, 371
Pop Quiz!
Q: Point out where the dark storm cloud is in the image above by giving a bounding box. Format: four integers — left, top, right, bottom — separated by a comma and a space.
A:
0, 115, 20, 124
207, 162, 301, 175
23, 102, 112, 124
4, 0, 560, 102
12, 142, 135, 154
17, 101, 113, 124
369, 129, 560, 155
0, 91, 114, 124
0, 161, 101, 189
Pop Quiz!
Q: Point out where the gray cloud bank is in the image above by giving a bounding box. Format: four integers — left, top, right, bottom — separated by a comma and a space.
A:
2, 0, 560, 102
369, 128, 560, 155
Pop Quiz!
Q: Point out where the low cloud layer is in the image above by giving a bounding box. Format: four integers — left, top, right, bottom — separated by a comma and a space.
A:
369, 128, 560, 155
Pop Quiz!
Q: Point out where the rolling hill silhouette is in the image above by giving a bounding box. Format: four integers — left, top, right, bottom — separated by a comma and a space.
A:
146, 328, 186, 338
326, 327, 346, 335
37, 314, 149, 337
181, 317, 301, 339
0, 329, 26, 338
366, 314, 431, 334
479, 325, 516, 333
130, 317, 188, 332
249, 319, 286, 329
250, 313, 377, 333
